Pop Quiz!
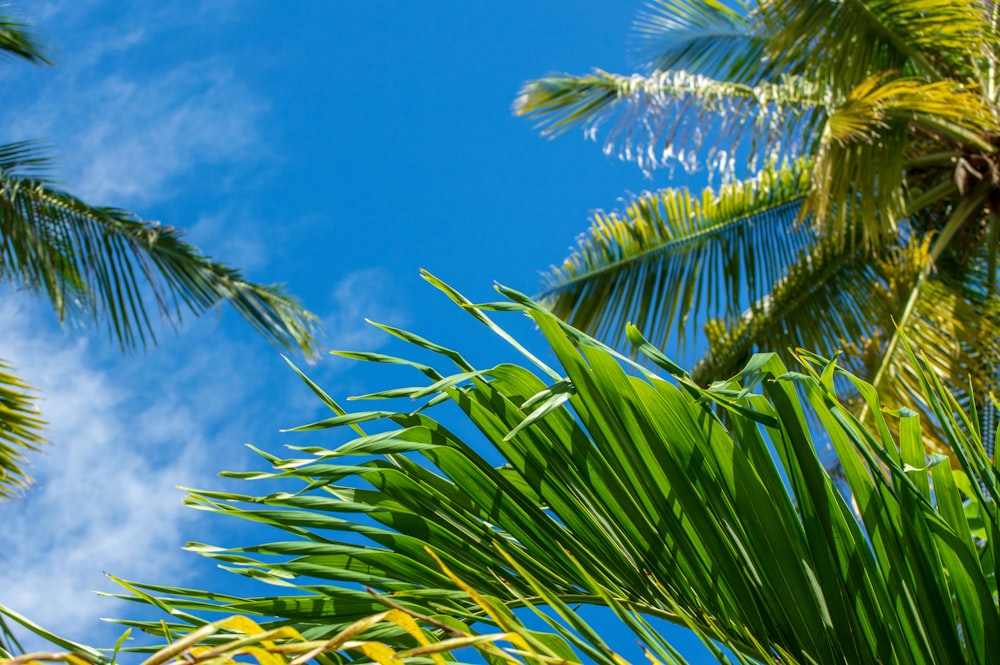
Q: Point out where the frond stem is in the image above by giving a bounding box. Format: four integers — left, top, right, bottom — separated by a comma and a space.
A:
913, 115, 993, 152
903, 153, 958, 169
539, 199, 805, 300
905, 178, 959, 216
863, 183, 990, 423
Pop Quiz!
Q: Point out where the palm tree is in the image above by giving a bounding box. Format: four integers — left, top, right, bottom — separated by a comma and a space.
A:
514, 0, 1000, 452
5, 275, 999, 664
0, 14, 319, 499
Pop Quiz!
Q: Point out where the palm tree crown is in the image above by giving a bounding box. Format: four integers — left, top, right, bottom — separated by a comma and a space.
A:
516, 0, 1000, 449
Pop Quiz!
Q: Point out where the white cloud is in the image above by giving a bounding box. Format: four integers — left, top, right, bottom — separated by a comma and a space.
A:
5, 0, 269, 209
0, 300, 282, 652
188, 208, 269, 273
323, 268, 410, 352
12, 64, 267, 207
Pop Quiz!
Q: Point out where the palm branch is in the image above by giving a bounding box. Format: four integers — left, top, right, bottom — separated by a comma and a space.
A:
6, 277, 1000, 664
539, 163, 811, 356
0, 360, 43, 500
0, 142, 319, 353
519, 0, 1000, 456
630, 0, 765, 82
0, 13, 48, 65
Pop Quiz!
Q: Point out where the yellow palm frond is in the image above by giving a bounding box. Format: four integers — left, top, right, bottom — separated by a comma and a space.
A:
0, 359, 44, 501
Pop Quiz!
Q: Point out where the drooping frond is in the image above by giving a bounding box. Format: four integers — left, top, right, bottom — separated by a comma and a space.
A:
757, 0, 989, 87
691, 240, 882, 385
855, 237, 1000, 441
808, 74, 997, 246
824, 74, 997, 147
515, 70, 825, 175
630, 0, 765, 83
0, 359, 44, 500
0, 142, 319, 355
541, 163, 811, 358
0, 14, 49, 64
47, 278, 1000, 664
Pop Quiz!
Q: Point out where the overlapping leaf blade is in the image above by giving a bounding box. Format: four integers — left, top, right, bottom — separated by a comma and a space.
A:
45, 278, 994, 664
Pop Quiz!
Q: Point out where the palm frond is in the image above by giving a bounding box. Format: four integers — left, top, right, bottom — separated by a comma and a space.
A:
514, 69, 825, 175
807, 74, 996, 245
694, 231, 1000, 453
0, 142, 319, 355
0, 14, 49, 65
541, 163, 811, 359
757, 0, 988, 87
819, 74, 997, 153
630, 0, 765, 83
870, 276, 1000, 420
0, 358, 44, 501
30, 276, 997, 664
856, 235, 1000, 446
690, 239, 882, 385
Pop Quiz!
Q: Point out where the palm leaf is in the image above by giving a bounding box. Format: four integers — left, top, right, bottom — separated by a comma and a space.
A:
0, 359, 44, 501
0, 13, 49, 65
692, 231, 1000, 452
0, 142, 319, 355
540, 163, 812, 359
690, 240, 881, 385
630, 0, 765, 83
14, 277, 986, 664
756, 0, 988, 87
514, 69, 824, 175
807, 74, 996, 245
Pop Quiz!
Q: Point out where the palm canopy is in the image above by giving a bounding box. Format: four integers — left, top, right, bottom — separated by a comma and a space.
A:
0, 13, 319, 498
6, 276, 1000, 665
515, 0, 1000, 448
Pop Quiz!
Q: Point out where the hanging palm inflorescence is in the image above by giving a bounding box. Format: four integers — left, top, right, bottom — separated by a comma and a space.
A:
516, 0, 1000, 451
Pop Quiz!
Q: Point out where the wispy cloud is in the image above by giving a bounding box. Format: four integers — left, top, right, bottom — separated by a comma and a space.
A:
6, 1, 269, 209
11, 63, 266, 207
0, 299, 290, 651
323, 268, 410, 352
188, 208, 270, 273
0, 2, 402, 653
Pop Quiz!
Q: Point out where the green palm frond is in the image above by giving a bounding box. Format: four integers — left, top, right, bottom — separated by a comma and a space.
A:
827, 75, 997, 143
757, 0, 988, 86
519, 2, 1000, 459
541, 163, 811, 358
0, 14, 49, 65
18, 277, 998, 664
691, 239, 880, 385
693, 232, 1000, 453
807, 74, 996, 245
630, 0, 765, 82
515, 69, 825, 174
0, 358, 44, 501
0, 142, 319, 355
857, 236, 1000, 444
871, 276, 1000, 417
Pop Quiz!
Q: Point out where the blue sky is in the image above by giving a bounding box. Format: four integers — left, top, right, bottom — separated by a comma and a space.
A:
0, 2, 712, 660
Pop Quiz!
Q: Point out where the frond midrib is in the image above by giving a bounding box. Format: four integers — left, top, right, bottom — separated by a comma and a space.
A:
540, 198, 805, 300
